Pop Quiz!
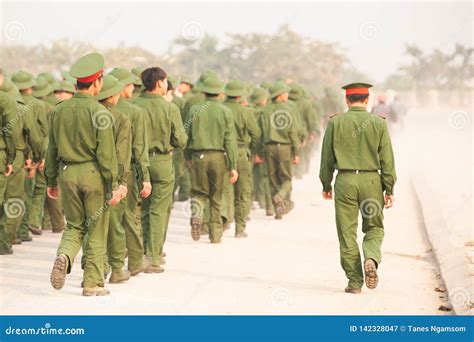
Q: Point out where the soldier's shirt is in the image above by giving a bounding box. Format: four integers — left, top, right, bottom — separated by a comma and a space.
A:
115, 98, 150, 182
133, 93, 188, 154
185, 97, 238, 170
45, 92, 119, 193
0, 91, 19, 163
319, 106, 397, 195
21, 94, 49, 151
223, 98, 261, 148
258, 101, 300, 157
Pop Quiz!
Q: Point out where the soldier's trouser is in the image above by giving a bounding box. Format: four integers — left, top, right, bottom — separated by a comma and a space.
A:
107, 195, 126, 273
27, 169, 47, 228
173, 148, 191, 201
141, 154, 174, 266
265, 144, 292, 202
190, 151, 225, 242
56, 162, 110, 288
17, 173, 35, 239
220, 172, 233, 226
334, 171, 385, 289
0, 151, 10, 252
43, 193, 65, 231
123, 168, 144, 271
4, 154, 26, 241
234, 148, 251, 233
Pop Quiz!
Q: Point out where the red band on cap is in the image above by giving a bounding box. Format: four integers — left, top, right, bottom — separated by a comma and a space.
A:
345, 88, 369, 95
76, 69, 103, 83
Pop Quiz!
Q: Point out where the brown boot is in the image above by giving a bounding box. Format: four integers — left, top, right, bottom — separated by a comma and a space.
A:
364, 259, 378, 289
29, 225, 42, 235
273, 194, 284, 219
144, 265, 164, 274
11, 238, 22, 245
50, 254, 68, 290
160, 256, 166, 265
190, 218, 201, 241
129, 263, 145, 276
265, 209, 274, 216
109, 270, 131, 284
344, 287, 361, 294
82, 286, 110, 296
52, 227, 64, 233
235, 231, 248, 238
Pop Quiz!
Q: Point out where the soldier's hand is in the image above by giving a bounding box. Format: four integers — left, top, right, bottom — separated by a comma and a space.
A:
293, 156, 300, 165
27, 168, 36, 179
24, 159, 32, 169
253, 155, 264, 164
384, 194, 394, 208
119, 185, 128, 200
229, 170, 239, 184
322, 191, 333, 200
109, 190, 122, 206
187, 160, 192, 168
38, 159, 46, 171
4, 164, 13, 177
140, 181, 152, 199
47, 186, 59, 200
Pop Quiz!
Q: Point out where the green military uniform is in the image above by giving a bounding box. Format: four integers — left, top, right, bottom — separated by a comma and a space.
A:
319, 83, 396, 291
0, 87, 19, 254
96, 75, 132, 282
130, 67, 144, 99
38, 72, 60, 106
109, 67, 150, 274
46, 53, 119, 294
134, 86, 187, 268
223, 80, 260, 236
185, 77, 238, 243
259, 82, 300, 219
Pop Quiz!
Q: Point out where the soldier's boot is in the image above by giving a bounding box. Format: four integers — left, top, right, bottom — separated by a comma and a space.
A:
344, 287, 361, 294
364, 259, 378, 289
0, 248, 13, 255
200, 222, 209, 235
144, 265, 165, 274
82, 286, 110, 296
52, 227, 64, 234
160, 256, 166, 265
162, 252, 166, 257
273, 194, 284, 220
129, 263, 145, 277
19, 234, 32, 242
190, 218, 201, 241
283, 200, 295, 215
50, 254, 68, 290
29, 224, 42, 236
265, 208, 274, 216
235, 231, 248, 238
109, 270, 131, 284
11, 238, 22, 245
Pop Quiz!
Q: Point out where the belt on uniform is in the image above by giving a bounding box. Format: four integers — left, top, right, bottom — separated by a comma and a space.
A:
149, 150, 172, 156
338, 169, 379, 174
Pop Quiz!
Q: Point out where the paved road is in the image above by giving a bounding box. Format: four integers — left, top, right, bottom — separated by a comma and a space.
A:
0, 116, 449, 315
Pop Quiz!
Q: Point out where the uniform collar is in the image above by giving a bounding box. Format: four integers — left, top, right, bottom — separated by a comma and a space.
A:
140, 92, 164, 100
349, 106, 366, 111
73, 92, 95, 99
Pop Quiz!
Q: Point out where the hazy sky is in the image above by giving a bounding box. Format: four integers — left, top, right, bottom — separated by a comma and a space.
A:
1, 1, 472, 82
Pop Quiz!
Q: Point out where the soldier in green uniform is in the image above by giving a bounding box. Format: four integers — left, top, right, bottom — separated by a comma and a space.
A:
134, 67, 187, 273
185, 77, 238, 243
0, 69, 19, 255
131, 67, 144, 99
108, 67, 151, 276
53, 80, 76, 102
259, 81, 300, 219
319, 83, 396, 294
223, 80, 260, 237
0, 76, 45, 253
38, 72, 60, 106
97, 75, 133, 284
46, 52, 122, 296
178, 76, 194, 100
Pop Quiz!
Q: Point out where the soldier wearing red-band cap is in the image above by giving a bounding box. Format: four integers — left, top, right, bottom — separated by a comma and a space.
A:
46, 52, 122, 296
319, 82, 397, 295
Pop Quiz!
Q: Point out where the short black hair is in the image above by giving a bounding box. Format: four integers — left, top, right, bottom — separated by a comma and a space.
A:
227, 96, 239, 100
346, 94, 369, 103
142, 67, 167, 91
204, 93, 220, 98
76, 75, 102, 90
167, 81, 174, 92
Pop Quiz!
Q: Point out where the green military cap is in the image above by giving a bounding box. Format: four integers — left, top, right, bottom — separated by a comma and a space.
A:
342, 82, 373, 95
62, 70, 77, 84
96, 75, 123, 101
260, 82, 272, 90
55, 80, 76, 94
180, 75, 194, 86
69, 52, 105, 82
196, 70, 219, 89
50, 80, 60, 91
109, 67, 136, 86
11, 70, 37, 90
32, 76, 54, 98
269, 81, 290, 99
131, 67, 144, 86
250, 87, 270, 104
38, 72, 56, 85
0, 75, 14, 92
199, 77, 224, 95
289, 83, 303, 101
224, 80, 246, 97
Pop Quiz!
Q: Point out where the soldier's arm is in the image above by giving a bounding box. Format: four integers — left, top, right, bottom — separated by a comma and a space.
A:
116, 115, 132, 186
319, 119, 336, 192
246, 108, 261, 145
2, 96, 18, 164
183, 106, 195, 161
23, 105, 46, 162
96, 110, 119, 196
45, 110, 59, 187
224, 110, 238, 170
288, 114, 300, 158
378, 120, 397, 195
170, 103, 188, 149
133, 108, 150, 182
292, 106, 307, 142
